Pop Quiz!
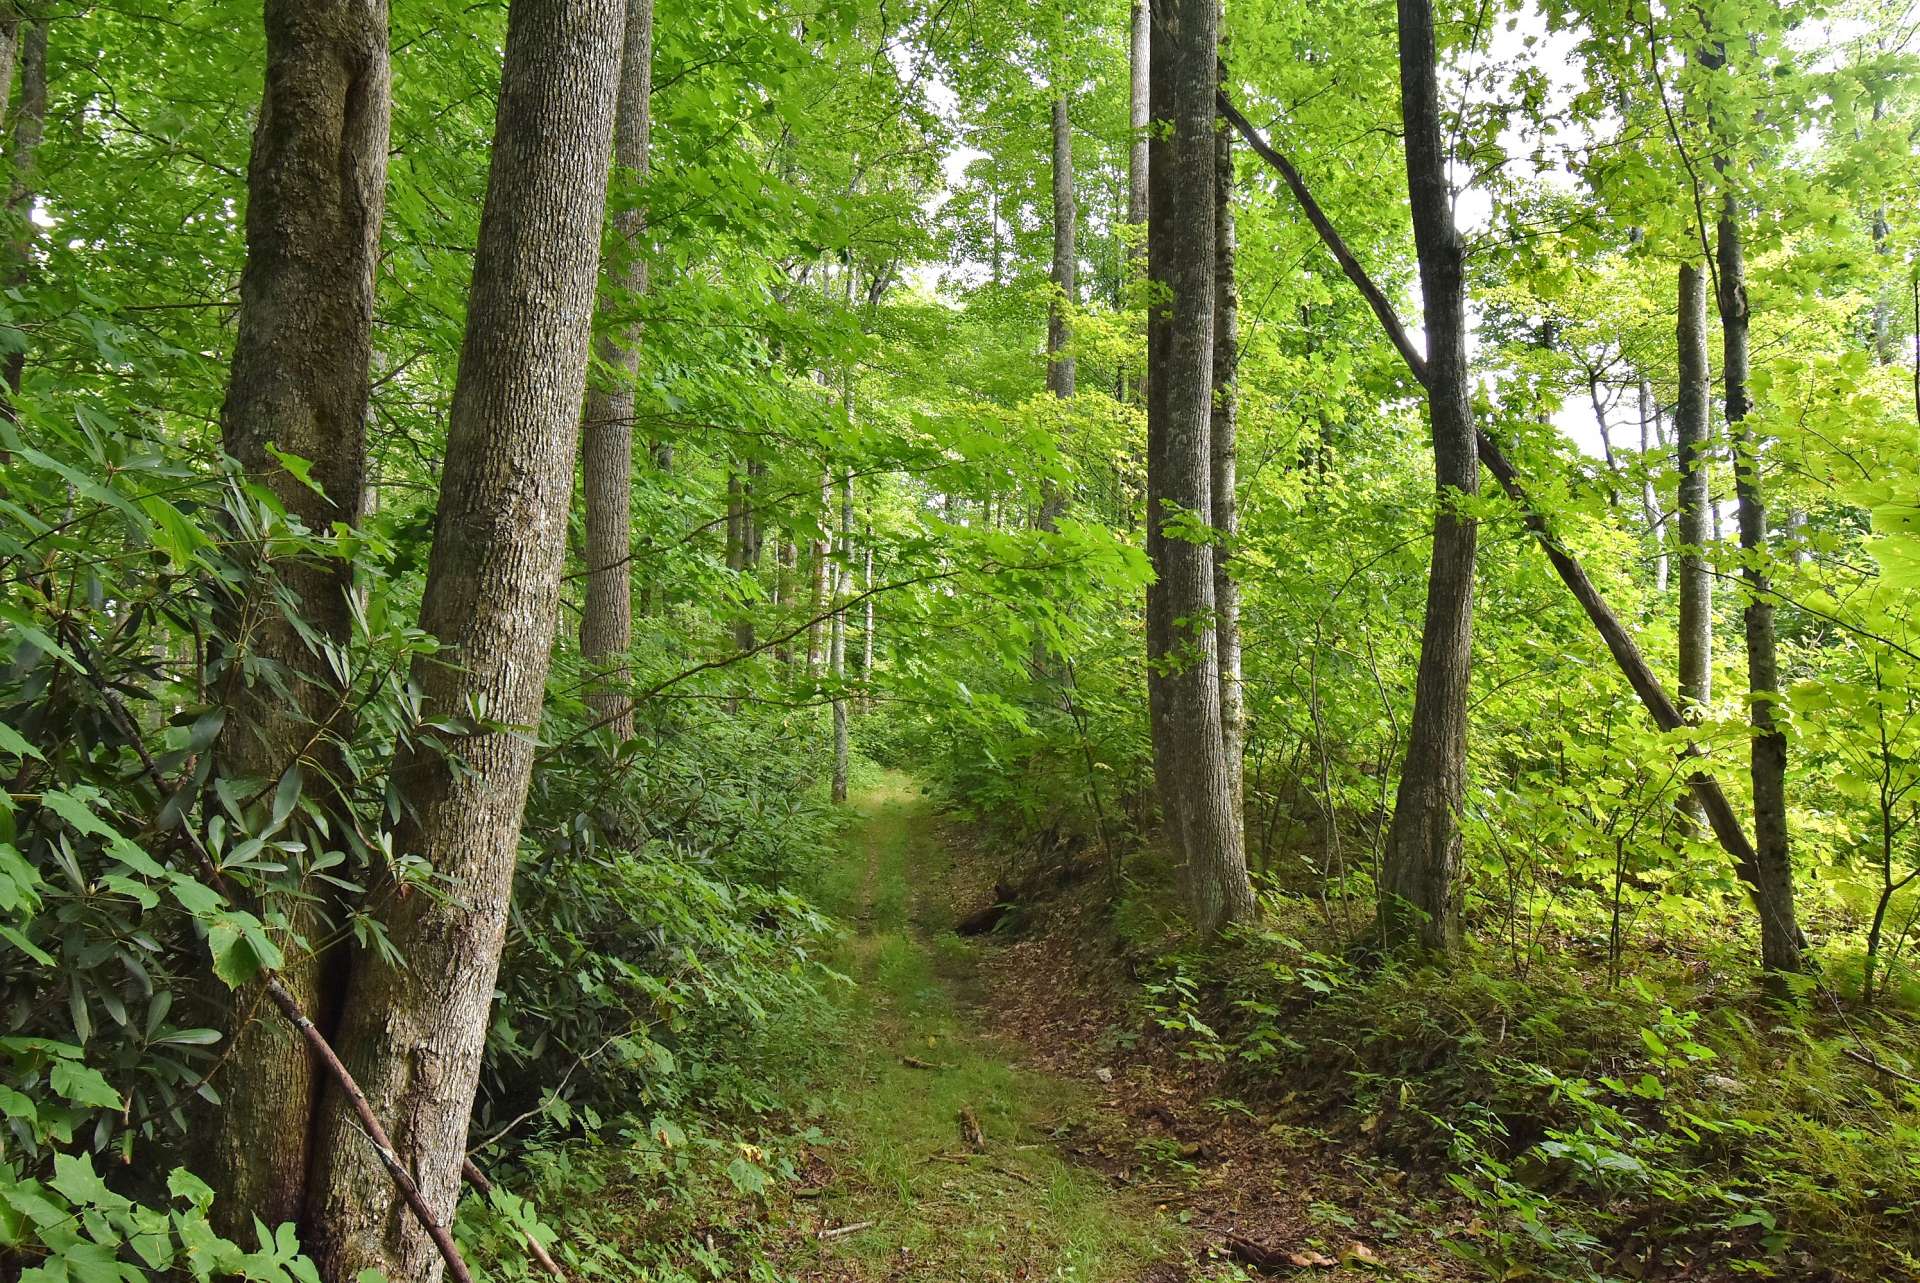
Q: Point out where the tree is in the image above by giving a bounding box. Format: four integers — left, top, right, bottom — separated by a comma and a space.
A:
1375, 0, 1479, 956
580, 0, 653, 743
1146, 0, 1254, 934
1675, 263, 1711, 716
1716, 187, 1804, 976
201, 0, 390, 1240
304, 2, 626, 1277
1212, 35, 1244, 826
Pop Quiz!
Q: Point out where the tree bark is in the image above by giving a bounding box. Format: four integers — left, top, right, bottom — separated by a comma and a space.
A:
1211, 46, 1244, 829
0, 14, 21, 142
1146, 0, 1254, 934
1717, 200, 1803, 976
1377, 0, 1479, 957
1, 17, 43, 408
860, 533, 875, 711
203, 0, 390, 1241
1675, 263, 1712, 713
1128, 2, 1150, 234
831, 470, 852, 803
808, 463, 830, 676
1047, 95, 1076, 402
579, 0, 651, 742
305, 4, 625, 1280
1638, 376, 1669, 592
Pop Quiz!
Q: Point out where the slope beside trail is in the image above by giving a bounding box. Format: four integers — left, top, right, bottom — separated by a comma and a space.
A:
777, 771, 1196, 1282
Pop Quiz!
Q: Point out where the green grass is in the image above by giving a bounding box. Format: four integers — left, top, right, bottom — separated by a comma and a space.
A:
791, 772, 1189, 1281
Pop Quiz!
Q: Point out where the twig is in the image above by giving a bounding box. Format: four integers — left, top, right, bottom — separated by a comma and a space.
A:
66, 629, 478, 1283
461, 1158, 569, 1280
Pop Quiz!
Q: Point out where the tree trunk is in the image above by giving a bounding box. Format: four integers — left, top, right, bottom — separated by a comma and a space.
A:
1047, 95, 1076, 402
1145, 0, 1253, 934
202, 0, 390, 1241
1676, 263, 1712, 714
1128, 1, 1149, 235
1211, 46, 1244, 831
1, 17, 43, 407
861, 534, 875, 711
1638, 376, 1668, 593
1717, 200, 1803, 976
579, 0, 652, 742
831, 470, 852, 803
808, 464, 830, 676
0, 15, 21, 141
305, 5, 625, 1280
1377, 0, 1479, 957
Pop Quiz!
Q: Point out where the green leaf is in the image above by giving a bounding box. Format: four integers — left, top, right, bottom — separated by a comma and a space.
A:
49, 1060, 123, 1111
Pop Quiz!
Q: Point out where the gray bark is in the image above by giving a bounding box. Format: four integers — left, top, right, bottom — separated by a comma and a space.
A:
305, 4, 626, 1279
580, 0, 652, 741
831, 470, 852, 803
1, 17, 42, 406
1676, 263, 1711, 714
1128, 1, 1149, 233
1047, 95, 1076, 401
1211, 52, 1244, 830
1145, 0, 1254, 934
1718, 200, 1804, 975
1638, 376, 1668, 593
1378, 0, 1480, 956
203, 0, 390, 1241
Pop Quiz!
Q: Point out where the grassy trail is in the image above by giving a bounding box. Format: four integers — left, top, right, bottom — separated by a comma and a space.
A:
791, 772, 1187, 1281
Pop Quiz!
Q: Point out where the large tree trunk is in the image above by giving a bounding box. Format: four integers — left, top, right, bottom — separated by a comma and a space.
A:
580, 0, 652, 742
203, 0, 390, 1241
1146, 0, 1254, 934
1211, 48, 1244, 830
1717, 201, 1804, 976
1376, 0, 1479, 957
305, 4, 625, 1279
1675, 264, 1712, 714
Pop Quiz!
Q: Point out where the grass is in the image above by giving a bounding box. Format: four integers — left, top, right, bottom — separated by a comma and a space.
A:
789, 771, 1190, 1281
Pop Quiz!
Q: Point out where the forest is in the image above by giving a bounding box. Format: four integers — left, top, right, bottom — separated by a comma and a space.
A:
1, 0, 1917, 1279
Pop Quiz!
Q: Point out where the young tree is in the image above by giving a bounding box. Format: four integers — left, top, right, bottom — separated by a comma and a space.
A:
1146, 0, 1254, 934
1675, 263, 1712, 715
580, 0, 652, 743
1717, 196, 1804, 975
304, 3, 627, 1278
1047, 94, 1077, 403
202, 0, 391, 1239
1376, 0, 1480, 956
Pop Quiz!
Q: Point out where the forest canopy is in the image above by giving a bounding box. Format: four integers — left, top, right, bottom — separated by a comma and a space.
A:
0, 0, 1917, 1280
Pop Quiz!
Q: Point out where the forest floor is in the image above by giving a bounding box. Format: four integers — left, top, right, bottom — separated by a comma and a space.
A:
765, 772, 1457, 1282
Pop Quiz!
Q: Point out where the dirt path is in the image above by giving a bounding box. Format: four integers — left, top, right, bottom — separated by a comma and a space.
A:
781, 772, 1198, 1282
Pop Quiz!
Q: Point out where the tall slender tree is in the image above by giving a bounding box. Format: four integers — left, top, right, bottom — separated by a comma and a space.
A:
1211, 37, 1244, 826
1717, 196, 1804, 975
1146, 0, 1254, 934
1376, 0, 1481, 956
1675, 263, 1712, 716
202, 0, 391, 1240
580, 0, 652, 742
305, 3, 627, 1278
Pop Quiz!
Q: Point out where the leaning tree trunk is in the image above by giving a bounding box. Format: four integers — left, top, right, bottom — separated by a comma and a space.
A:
1145, 0, 1254, 934
1377, 0, 1479, 957
1211, 46, 1245, 829
305, 4, 625, 1280
579, 0, 652, 742
202, 0, 390, 1241
1675, 263, 1712, 715
1717, 201, 1804, 976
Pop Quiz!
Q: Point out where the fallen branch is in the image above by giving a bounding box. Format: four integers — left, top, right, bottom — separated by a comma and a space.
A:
461, 1158, 568, 1281
819, 1220, 875, 1241
69, 630, 478, 1283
